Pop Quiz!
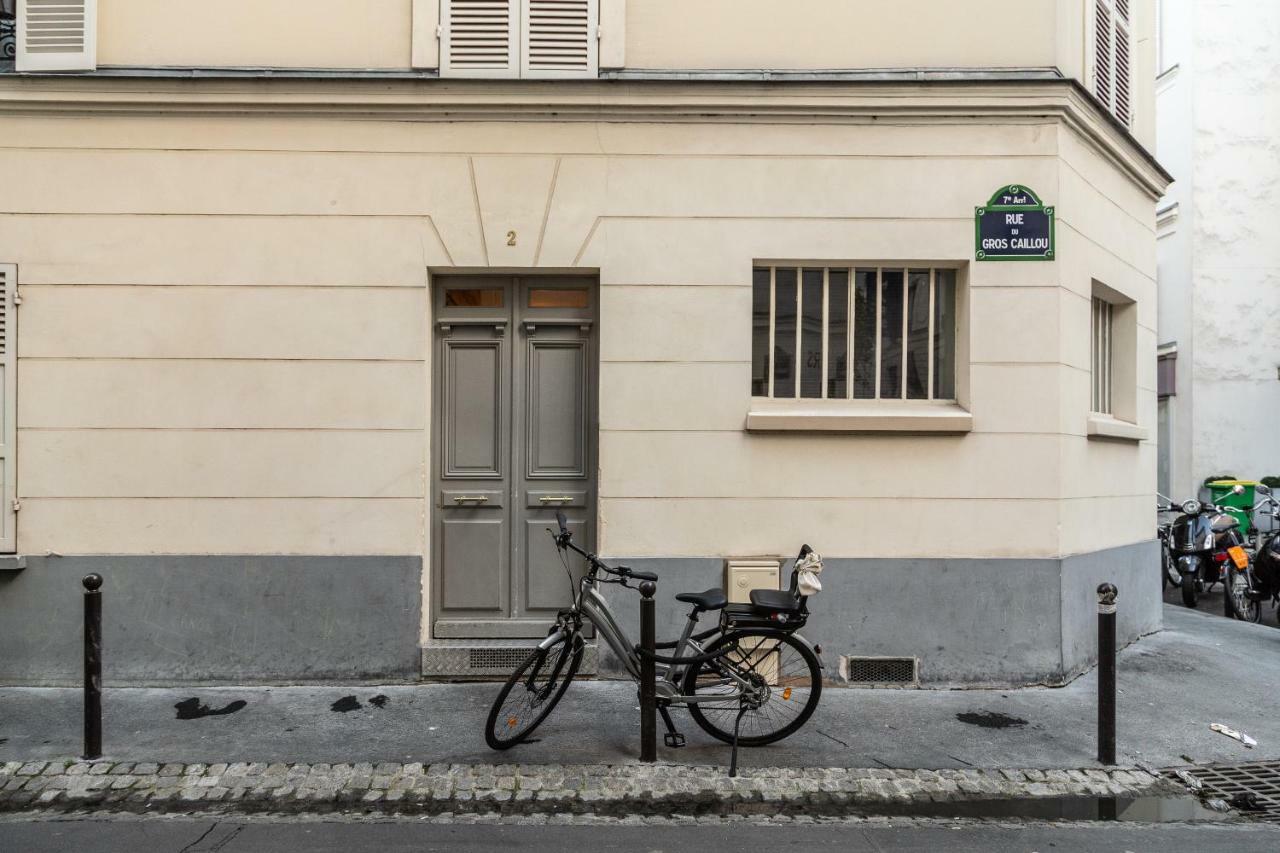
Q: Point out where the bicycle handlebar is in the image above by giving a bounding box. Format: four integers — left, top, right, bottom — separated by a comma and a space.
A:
548, 525, 658, 584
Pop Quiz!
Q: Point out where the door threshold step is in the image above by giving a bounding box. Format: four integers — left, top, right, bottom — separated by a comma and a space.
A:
421, 640, 599, 679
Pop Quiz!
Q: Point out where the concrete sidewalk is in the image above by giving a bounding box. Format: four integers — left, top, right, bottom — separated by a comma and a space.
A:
1, 605, 1277, 771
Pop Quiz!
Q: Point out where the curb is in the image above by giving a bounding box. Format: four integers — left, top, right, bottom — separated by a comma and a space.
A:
0, 760, 1184, 818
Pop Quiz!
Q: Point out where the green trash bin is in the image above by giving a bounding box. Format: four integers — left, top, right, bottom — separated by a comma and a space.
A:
1207, 480, 1257, 535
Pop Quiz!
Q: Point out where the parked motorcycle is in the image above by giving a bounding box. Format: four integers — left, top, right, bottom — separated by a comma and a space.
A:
1163, 485, 1255, 618
1248, 483, 1280, 626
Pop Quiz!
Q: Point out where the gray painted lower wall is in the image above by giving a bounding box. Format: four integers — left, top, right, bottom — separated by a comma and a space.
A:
597, 541, 1161, 688
0, 544, 1160, 688
0, 556, 422, 686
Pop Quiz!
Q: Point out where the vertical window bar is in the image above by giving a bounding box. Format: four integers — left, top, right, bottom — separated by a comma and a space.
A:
1104, 302, 1110, 413
767, 267, 776, 398
874, 267, 882, 399
1093, 299, 1100, 411
794, 267, 802, 399
1092, 299, 1100, 411
900, 272, 909, 400
821, 268, 829, 399
927, 268, 936, 400
847, 267, 855, 400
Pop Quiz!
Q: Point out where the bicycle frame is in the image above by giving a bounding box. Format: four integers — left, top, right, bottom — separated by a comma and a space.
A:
539, 551, 761, 707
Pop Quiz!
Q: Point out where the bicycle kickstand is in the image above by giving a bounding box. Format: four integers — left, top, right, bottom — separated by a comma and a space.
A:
729, 703, 748, 778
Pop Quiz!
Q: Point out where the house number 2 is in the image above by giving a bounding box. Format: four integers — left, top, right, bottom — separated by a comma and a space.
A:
506, 231, 517, 246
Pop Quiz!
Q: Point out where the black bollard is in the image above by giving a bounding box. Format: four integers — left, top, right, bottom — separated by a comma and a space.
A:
638, 580, 657, 763
1096, 582, 1117, 766
82, 573, 103, 761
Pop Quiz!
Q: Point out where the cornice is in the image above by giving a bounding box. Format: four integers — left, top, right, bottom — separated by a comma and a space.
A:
0, 75, 1171, 197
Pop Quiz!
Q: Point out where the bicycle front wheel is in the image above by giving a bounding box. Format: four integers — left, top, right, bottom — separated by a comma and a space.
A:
683, 629, 821, 747
484, 632, 583, 750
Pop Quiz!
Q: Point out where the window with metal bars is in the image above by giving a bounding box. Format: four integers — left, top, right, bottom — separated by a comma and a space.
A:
1094, 0, 1133, 126
751, 266, 957, 402
1091, 296, 1114, 414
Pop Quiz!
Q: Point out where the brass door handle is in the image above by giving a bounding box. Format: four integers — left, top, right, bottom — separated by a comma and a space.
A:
539, 496, 573, 504
453, 495, 489, 503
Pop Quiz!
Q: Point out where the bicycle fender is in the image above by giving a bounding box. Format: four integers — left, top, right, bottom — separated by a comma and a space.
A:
788, 631, 826, 674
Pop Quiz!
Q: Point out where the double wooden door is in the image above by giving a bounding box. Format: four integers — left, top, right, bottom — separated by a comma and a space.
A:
432, 276, 597, 639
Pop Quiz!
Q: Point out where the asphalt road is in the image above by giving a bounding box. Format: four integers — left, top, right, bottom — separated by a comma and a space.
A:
4, 816, 1280, 853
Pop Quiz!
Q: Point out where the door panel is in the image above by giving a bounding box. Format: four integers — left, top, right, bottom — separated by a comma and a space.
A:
440, 517, 506, 611
433, 275, 596, 639
524, 517, 587, 612
443, 339, 503, 477
526, 339, 588, 477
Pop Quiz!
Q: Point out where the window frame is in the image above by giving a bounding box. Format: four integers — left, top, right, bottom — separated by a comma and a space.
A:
1086, 279, 1147, 442
1091, 296, 1114, 415
751, 263, 959, 404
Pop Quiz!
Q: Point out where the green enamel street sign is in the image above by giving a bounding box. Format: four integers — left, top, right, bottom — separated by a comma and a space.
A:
975, 185, 1055, 261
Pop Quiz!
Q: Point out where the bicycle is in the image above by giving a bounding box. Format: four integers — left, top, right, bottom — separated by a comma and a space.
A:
484, 512, 824, 765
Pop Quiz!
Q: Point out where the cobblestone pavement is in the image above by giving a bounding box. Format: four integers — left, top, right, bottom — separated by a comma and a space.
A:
0, 759, 1186, 817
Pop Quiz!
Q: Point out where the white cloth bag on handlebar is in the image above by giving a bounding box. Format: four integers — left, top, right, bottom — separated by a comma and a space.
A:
796, 550, 823, 596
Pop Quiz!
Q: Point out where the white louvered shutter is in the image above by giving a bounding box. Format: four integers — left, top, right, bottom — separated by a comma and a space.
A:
440, 0, 519, 78
521, 0, 597, 79
1094, 0, 1112, 112
16, 0, 96, 72
0, 265, 17, 553
1094, 0, 1132, 128
1113, 0, 1132, 127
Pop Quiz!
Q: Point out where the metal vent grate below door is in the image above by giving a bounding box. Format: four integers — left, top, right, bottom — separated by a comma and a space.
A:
421, 642, 598, 679
840, 656, 919, 687
469, 647, 532, 670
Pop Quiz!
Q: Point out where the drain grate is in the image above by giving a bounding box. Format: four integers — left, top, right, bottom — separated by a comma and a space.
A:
1167, 761, 1280, 823
841, 655, 919, 687
468, 647, 532, 670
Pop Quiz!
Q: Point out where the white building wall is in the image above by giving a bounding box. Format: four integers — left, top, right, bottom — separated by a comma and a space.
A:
1156, 0, 1280, 498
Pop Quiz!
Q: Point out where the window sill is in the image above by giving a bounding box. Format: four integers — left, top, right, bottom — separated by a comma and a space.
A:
1087, 414, 1148, 442
746, 399, 973, 433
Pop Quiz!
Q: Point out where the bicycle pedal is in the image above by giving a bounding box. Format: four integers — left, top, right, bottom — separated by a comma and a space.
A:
664, 732, 686, 748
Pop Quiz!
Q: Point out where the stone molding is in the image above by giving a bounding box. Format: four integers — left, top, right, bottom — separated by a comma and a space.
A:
0, 76, 1171, 197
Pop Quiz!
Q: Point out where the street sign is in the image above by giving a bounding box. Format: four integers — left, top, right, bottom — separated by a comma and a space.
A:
975, 185, 1055, 261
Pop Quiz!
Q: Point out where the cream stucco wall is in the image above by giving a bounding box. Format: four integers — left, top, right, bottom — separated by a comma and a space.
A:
0, 80, 1163, 569
98, 0, 417, 70
86, 0, 1156, 149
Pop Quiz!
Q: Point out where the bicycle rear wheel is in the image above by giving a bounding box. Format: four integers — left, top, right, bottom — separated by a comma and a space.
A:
682, 629, 821, 747
1225, 563, 1262, 623
484, 632, 583, 750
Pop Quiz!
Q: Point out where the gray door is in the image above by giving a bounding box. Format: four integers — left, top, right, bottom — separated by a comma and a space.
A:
433, 276, 597, 639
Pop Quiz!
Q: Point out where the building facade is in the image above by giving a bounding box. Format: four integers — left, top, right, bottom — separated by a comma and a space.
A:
1154, 0, 1280, 502
0, 1, 1169, 687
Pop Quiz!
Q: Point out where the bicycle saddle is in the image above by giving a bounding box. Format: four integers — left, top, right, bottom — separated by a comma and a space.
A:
675, 587, 728, 611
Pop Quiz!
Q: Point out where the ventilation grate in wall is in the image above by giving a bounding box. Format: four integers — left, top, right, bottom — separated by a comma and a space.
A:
841, 656, 919, 687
